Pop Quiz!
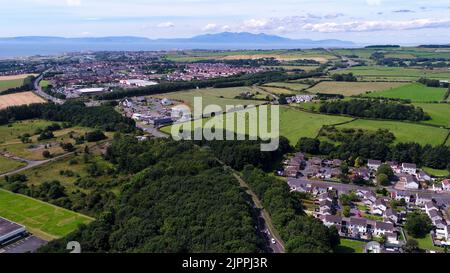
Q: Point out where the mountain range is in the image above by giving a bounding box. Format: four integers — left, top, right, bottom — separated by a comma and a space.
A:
0, 32, 356, 58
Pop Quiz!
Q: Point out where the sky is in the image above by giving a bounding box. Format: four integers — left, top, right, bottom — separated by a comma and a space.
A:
1, 0, 450, 44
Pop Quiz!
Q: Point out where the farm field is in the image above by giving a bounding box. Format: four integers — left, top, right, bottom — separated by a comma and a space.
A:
0, 188, 93, 240
414, 103, 450, 127
156, 86, 269, 114
161, 106, 354, 144
260, 86, 296, 95
307, 81, 408, 96
0, 91, 46, 109
0, 156, 26, 174
0, 79, 24, 93
263, 82, 310, 91
336, 119, 449, 146
365, 83, 447, 102
340, 66, 450, 81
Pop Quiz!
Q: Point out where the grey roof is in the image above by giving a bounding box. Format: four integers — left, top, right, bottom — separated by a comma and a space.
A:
0, 217, 25, 237
428, 210, 441, 219
402, 163, 417, 169
368, 159, 382, 165
375, 221, 394, 231
350, 217, 367, 226
385, 209, 397, 217
324, 215, 342, 223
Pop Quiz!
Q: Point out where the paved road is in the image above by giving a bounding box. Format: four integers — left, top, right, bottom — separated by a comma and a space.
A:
33, 72, 65, 105
0, 152, 75, 178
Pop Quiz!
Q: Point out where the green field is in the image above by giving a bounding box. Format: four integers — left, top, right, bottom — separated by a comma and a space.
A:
0, 119, 55, 143
336, 119, 449, 146
422, 167, 450, 177
366, 83, 447, 102
0, 79, 24, 93
39, 80, 50, 88
0, 189, 93, 240
263, 82, 310, 91
0, 156, 26, 174
406, 232, 444, 252
414, 103, 450, 128
340, 66, 450, 81
307, 81, 408, 96
162, 106, 353, 144
157, 86, 269, 114
335, 239, 366, 253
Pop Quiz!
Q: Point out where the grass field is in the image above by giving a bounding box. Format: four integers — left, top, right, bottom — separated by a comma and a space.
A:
0, 120, 55, 143
414, 103, 450, 128
260, 86, 296, 95
365, 83, 447, 102
0, 79, 24, 93
307, 81, 408, 96
263, 82, 310, 91
156, 86, 269, 114
161, 106, 353, 144
422, 167, 450, 177
0, 188, 93, 240
0, 91, 46, 110
335, 239, 366, 253
0, 156, 26, 174
39, 80, 50, 88
336, 119, 449, 146
406, 232, 444, 252
340, 66, 450, 81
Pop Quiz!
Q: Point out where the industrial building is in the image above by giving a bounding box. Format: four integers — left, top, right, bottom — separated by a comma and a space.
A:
0, 217, 27, 246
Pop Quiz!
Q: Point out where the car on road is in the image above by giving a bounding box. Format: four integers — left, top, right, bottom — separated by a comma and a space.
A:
271, 239, 276, 244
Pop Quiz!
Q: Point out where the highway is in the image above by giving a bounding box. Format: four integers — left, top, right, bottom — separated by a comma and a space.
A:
33, 72, 65, 105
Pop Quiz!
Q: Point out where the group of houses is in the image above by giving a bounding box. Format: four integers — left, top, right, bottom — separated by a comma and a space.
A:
280, 153, 342, 180
424, 201, 450, 245
285, 94, 317, 104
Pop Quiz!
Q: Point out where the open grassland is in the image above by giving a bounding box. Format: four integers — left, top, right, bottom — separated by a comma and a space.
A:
336, 119, 449, 146
340, 66, 450, 81
260, 86, 296, 95
0, 188, 93, 240
156, 86, 269, 112
0, 91, 46, 110
0, 120, 55, 143
413, 103, 450, 128
335, 239, 366, 253
365, 83, 447, 102
263, 82, 310, 91
161, 106, 353, 144
307, 81, 408, 96
0, 156, 26, 174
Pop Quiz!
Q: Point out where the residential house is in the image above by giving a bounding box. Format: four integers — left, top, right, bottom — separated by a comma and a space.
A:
415, 193, 433, 206
384, 209, 399, 224
349, 218, 368, 237
367, 159, 382, 171
391, 191, 412, 203
322, 215, 343, 229
402, 175, 419, 190
442, 180, 450, 192
386, 161, 400, 173
372, 199, 388, 216
417, 171, 431, 182
356, 167, 370, 181
374, 221, 395, 237
363, 191, 377, 206
402, 163, 417, 175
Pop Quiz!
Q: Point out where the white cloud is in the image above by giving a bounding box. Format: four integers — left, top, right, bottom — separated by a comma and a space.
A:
221, 25, 231, 31
157, 22, 175, 28
202, 23, 219, 31
302, 18, 450, 32
366, 0, 382, 6
66, 0, 81, 7
243, 19, 269, 29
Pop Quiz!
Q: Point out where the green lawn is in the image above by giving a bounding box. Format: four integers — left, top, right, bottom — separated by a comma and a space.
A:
335, 239, 366, 253
414, 103, 450, 128
162, 106, 353, 145
0, 79, 24, 93
406, 233, 444, 252
307, 81, 408, 96
263, 82, 311, 91
0, 156, 26, 174
422, 167, 450, 177
340, 66, 450, 81
366, 83, 447, 102
0, 189, 93, 240
39, 80, 50, 88
337, 119, 449, 146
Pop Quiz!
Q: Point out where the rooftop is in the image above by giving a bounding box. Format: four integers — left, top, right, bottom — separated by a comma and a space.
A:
0, 217, 25, 238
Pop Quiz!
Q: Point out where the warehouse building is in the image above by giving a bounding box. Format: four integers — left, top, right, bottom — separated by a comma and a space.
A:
0, 217, 27, 246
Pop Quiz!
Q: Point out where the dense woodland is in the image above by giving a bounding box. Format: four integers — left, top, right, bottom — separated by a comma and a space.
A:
319, 99, 430, 121
0, 101, 136, 132
299, 128, 450, 171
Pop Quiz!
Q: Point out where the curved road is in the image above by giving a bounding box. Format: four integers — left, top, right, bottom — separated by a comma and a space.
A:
33, 72, 65, 105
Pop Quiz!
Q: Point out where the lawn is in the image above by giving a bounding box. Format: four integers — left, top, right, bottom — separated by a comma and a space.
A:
161, 106, 353, 145
413, 103, 450, 128
0, 78, 24, 93
366, 83, 447, 102
335, 239, 366, 253
156, 86, 269, 114
0, 156, 26, 174
422, 167, 450, 177
406, 232, 444, 252
39, 80, 50, 88
0, 188, 93, 240
336, 119, 449, 146
307, 81, 408, 96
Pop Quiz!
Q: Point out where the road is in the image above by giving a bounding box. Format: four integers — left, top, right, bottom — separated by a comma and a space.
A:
215, 159, 285, 253
0, 152, 75, 178
33, 72, 65, 105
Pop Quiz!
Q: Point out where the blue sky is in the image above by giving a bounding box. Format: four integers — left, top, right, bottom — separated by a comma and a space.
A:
2, 0, 450, 44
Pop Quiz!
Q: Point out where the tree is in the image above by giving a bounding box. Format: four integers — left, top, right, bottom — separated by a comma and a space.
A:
85, 130, 107, 142
377, 164, 394, 180
343, 206, 351, 217
61, 143, 75, 152
405, 212, 433, 238
354, 157, 364, 168
42, 150, 52, 158
376, 173, 390, 186
403, 239, 420, 253
296, 138, 320, 154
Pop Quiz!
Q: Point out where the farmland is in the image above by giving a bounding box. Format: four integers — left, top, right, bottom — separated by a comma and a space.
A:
307, 81, 408, 96
336, 119, 449, 146
0, 91, 46, 109
365, 83, 448, 102
339, 66, 450, 81
0, 74, 36, 93
161, 106, 354, 144
0, 188, 93, 240
263, 82, 311, 91
414, 103, 450, 127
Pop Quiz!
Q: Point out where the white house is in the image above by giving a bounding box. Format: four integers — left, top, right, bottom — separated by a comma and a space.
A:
322, 215, 342, 228
372, 199, 387, 216
442, 180, 450, 192
384, 209, 399, 224
391, 191, 412, 203
403, 175, 419, 190
349, 218, 368, 235
415, 193, 433, 206
367, 160, 382, 171
402, 163, 417, 175
374, 221, 395, 237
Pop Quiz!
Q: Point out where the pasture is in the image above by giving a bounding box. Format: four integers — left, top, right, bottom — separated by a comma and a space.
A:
340, 66, 450, 81
336, 119, 449, 146
0, 91, 46, 110
0, 79, 24, 93
365, 83, 447, 102
161, 106, 353, 145
0, 156, 26, 174
263, 82, 310, 91
307, 81, 408, 96
0, 188, 93, 240
414, 103, 450, 128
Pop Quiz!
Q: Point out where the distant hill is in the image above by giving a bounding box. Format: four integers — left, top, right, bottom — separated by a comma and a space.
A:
0, 32, 356, 57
